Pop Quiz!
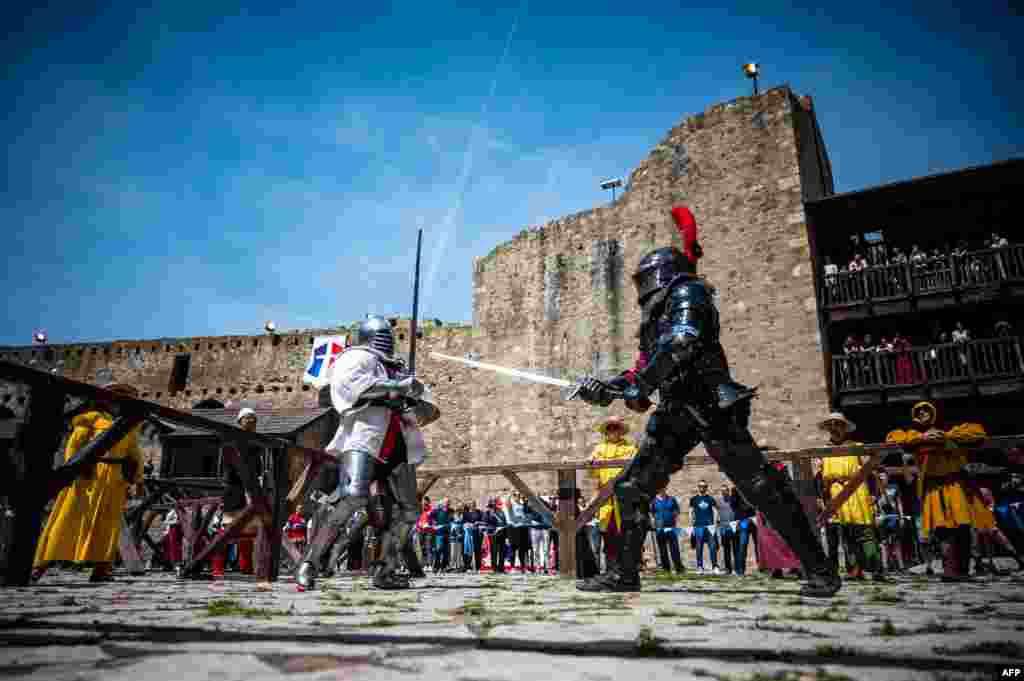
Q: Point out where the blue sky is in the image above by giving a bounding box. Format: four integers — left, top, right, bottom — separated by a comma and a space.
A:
2, 1, 1021, 346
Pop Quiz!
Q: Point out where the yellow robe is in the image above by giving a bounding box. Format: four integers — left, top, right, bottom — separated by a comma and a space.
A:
820, 443, 875, 526
886, 423, 985, 537
33, 413, 100, 567
588, 440, 637, 533
75, 413, 144, 563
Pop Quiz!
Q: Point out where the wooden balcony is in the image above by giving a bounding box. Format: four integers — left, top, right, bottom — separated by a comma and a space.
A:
832, 336, 1024, 407
821, 244, 1024, 321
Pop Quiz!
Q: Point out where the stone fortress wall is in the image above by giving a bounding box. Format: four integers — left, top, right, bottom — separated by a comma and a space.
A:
2, 85, 835, 508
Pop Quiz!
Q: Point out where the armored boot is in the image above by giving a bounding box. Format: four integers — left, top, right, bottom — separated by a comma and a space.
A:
372, 464, 417, 590
296, 495, 367, 591
714, 448, 840, 598
403, 538, 426, 578
323, 533, 350, 577
372, 524, 411, 590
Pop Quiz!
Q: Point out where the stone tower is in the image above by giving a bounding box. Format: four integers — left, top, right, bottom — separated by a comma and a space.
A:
468, 86, 834, 500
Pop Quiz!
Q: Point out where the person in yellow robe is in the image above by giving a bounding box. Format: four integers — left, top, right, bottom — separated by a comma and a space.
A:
586, 416, 637, 569
818, 412, 883, 580
33, 383, 144, 583
885, 401, 984, 581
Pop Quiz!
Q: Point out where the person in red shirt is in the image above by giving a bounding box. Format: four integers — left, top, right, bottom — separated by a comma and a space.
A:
286, 506, 309, 554
415, 497, 434, 568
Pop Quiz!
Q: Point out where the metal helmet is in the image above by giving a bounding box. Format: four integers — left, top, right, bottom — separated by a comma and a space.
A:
632, 246, 694, 305
356, 315, 395, 356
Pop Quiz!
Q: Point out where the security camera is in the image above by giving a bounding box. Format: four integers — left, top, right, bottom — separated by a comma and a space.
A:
600, 178, 623, 190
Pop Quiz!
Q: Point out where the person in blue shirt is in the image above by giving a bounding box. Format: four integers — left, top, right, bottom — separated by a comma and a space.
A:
730, 486, 756, 576
428, 498, 453, 572
650, 488, 684, 573
716, 484, 737, 575
689, 481, 720, 574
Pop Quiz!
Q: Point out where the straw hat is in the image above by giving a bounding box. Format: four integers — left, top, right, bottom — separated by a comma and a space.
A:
818, 412, 855, 433
912, 401, 937, 425
594, 415, 630, 436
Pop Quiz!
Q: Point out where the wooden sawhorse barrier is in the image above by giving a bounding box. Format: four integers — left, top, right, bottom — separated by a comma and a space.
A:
0, 359, 337, 587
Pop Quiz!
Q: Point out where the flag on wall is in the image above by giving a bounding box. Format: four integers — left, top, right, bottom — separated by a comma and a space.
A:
303, 336, 347, 388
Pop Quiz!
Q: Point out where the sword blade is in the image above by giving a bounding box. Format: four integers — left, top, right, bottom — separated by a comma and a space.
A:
430, 352, 574, 388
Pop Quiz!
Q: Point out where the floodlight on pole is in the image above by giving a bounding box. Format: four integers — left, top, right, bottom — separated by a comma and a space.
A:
33, 330, 47, 344
264, 320, 276, 334
600, 178, 623, 204
743, 63, 760, 96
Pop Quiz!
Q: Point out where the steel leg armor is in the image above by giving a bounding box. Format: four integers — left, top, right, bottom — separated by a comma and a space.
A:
296, 451, 377, 590
372, 463, 418, 589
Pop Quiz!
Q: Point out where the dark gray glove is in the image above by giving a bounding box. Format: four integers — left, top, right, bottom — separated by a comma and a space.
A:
576, 377, 618, 406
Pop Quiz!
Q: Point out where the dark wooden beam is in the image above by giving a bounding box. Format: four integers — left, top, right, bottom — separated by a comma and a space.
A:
500, 471, 555, 527
4, 376, 66, 586
556, 469, 577, 579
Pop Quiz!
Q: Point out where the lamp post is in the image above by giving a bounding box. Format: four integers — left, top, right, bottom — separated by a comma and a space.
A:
600, 178, 623, 205
264, 321, 276, 334
743, 62, 760, 96
33, 330, 47, 344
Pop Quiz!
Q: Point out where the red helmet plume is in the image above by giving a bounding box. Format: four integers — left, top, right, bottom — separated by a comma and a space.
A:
671, 206, 702, 266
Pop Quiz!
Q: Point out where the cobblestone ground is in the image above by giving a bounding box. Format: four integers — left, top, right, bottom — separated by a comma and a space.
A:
1, 561, 1021, 681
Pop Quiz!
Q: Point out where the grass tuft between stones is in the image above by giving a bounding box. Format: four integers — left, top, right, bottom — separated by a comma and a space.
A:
203, 599, 286, 620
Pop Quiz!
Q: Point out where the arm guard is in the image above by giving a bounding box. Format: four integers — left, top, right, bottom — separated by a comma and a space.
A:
629, 283, 708, 398
359, 376, 424, 401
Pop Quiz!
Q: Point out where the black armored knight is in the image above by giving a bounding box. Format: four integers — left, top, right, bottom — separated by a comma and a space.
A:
576, 206, 841, 597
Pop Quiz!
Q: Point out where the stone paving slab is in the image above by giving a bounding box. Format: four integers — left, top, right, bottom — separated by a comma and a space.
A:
1, 562, 1022, 680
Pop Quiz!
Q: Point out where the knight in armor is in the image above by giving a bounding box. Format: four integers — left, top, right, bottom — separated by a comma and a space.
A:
575, 206, 841, 597
296, 315, 439, 590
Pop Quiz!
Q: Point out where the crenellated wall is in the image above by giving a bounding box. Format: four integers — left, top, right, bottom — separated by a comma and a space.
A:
2, 85, 835, 506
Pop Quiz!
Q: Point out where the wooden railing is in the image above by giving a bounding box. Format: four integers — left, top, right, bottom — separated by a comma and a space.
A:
833, 337, 1024, 393
822, 244, 1024, 307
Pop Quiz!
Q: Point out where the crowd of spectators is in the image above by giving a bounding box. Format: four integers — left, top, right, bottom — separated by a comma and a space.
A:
837, 318, 1022, 389
412, 490, 558, 574
823, 232, 1017, 304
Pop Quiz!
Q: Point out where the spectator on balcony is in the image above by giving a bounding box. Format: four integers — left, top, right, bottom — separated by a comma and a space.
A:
991, 233, 1009, 248
823, 257, 839, 302
892, 332, 918, 384
994, 320, 1013, 338
848, 253, 868, 272
910, 245, 927, 268
891, 248, 908, 266
952, 322, 971, 369
842, 335, 864, 388
876, 337, 895, 382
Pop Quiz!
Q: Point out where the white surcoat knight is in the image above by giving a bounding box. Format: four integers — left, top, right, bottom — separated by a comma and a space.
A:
324, 347, 435, 465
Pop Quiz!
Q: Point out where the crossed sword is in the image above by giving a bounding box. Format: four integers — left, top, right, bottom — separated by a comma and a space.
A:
430, 352, 591, 401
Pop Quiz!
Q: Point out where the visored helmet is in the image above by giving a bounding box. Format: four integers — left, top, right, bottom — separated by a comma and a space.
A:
632, 247, 693, 305
356, 315, 395, 356
632, 206, 703, 305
